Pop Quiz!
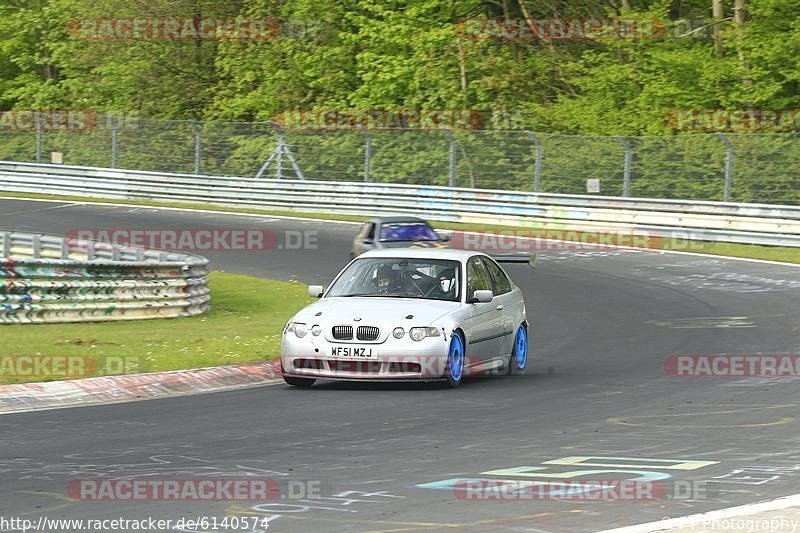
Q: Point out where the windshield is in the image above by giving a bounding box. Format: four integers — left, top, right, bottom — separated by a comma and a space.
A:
379, 222, 439, 242
326, 257, 461, 302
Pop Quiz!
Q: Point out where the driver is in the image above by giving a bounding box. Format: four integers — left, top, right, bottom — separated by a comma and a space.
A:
375, 265, 403, 293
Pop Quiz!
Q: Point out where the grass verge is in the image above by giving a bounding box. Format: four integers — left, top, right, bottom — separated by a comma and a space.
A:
0, 271, 313, 384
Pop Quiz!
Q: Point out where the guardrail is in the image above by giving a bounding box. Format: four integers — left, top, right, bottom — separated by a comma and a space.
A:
0, 231, 210, 324
0, 161, 799, 247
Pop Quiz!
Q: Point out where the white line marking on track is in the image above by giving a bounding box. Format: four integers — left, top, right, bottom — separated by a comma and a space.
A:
0, 196, 363, 225
599, 492, 800, 532
0, 200, 81, 218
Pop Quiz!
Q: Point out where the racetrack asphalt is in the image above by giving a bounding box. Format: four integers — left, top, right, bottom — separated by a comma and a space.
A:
1, 197, 799, 532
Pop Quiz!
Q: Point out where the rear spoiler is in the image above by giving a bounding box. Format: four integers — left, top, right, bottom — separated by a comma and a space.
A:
491, 253, 536, 268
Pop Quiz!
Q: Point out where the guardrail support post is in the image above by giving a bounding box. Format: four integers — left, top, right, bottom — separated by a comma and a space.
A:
616, 135, 632, 197
35, 119, 43, 163
716, 132, 734, 202
191, 121, 202, 175
526, 131, 543, 192
32, 234, 41, 259
447, 131, 457, 187
364, 132, 372, 182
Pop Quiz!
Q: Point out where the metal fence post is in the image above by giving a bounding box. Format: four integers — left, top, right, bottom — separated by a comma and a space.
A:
364, 131, 372, 182
35, 119, 43, 163
526, 131, 543, 192
192, 121, 202, 174
110, 115, 119, 168
276, 134, 285, 179
447, 131, 457, 187
616, 135, 632, 197
716, 132, 733, 202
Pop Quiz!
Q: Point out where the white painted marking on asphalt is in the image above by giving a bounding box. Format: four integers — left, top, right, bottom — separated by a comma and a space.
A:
0, 201, 81, 218
645, 272, 800, 292
0, 196, 362, 225
598, 492, 800, 532
645, 317, 755, 329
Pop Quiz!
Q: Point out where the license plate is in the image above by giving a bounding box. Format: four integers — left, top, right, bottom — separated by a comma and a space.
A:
331, 346, 373, 357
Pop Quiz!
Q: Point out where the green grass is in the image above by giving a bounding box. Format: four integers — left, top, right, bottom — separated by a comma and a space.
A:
3, 191, 800, 264
0, 272, 313, 384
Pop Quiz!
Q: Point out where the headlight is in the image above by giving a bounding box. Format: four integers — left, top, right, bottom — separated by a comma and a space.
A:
409, 327, 441, 342
286, 322, 308, 338
311, 324, 322, 336
392, 327, 405, 339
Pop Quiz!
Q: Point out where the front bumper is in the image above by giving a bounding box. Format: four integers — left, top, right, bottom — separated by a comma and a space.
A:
281, 335, 450, 381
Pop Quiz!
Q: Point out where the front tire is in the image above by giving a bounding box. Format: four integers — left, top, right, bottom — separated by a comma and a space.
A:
445, 331, 465, 387
508, 324, 528, 376
284, 376, 315, 387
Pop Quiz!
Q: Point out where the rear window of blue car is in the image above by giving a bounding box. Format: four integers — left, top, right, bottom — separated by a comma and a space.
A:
379, 222, 438, 242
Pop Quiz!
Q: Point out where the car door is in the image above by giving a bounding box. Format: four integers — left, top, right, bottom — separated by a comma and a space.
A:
482, 256, 518, 356
463, 256, 505, 367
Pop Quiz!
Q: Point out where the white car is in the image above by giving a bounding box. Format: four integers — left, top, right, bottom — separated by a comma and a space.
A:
280, 249, 530, 388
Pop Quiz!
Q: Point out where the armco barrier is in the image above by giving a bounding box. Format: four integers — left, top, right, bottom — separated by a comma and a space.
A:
0, 161, 799, 247
0, 231, 210, 324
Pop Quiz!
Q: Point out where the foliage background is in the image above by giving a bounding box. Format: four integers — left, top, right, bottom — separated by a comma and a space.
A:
0, 0, 798, 202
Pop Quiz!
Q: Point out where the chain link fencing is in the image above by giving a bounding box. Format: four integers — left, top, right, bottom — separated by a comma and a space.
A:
0, 115, 798, 205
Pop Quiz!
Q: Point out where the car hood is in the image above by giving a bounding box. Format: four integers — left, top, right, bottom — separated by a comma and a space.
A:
292, 297, 460, 327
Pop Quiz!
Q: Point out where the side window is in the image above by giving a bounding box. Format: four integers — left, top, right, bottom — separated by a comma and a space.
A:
483, 258, 512, 295
365, 223, 375, 241
467, 257, 492, 297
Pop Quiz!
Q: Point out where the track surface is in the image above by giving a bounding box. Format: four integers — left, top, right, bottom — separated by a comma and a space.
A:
1, 198, 800, 532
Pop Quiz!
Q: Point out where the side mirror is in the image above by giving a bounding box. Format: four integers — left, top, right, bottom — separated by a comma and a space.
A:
308, 285, 324, 298
471, 290, 494, 303
362, 239, 374, 245
439, 233, 450, 243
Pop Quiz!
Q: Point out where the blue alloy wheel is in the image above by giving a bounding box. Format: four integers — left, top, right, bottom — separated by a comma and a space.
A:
515, 326, 528, 370
446, 332, 464, 387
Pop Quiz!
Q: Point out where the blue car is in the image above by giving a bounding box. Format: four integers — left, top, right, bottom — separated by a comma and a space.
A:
351, 217, 450, 258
